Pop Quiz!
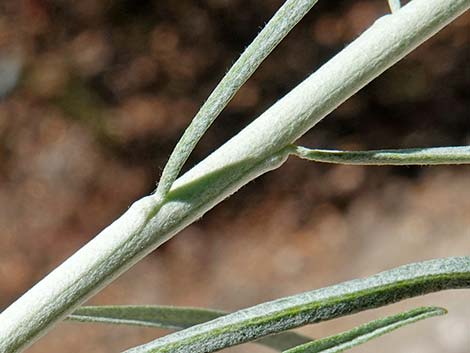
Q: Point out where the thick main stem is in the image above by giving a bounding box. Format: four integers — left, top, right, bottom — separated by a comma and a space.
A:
0, 0, 468, 351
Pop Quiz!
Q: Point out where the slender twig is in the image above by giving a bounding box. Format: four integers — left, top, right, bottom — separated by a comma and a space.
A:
0, 1, 468, 352
155, 0, 319, 200
289, 145, 470, 165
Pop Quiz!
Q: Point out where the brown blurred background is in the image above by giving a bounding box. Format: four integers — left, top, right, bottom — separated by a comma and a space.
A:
0, 0, 469, 352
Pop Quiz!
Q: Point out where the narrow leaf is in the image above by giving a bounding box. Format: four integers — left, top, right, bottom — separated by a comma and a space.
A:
155, 0, 319, 199
290, 145, 470, 165
68, 306, 224, 330
67, 305, 311, 352
284, 306, 446, 353
388, 0, 402, 13
123, 256, 470, 353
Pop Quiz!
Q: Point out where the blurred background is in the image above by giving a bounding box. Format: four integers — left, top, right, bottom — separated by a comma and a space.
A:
0, 0, 469, 352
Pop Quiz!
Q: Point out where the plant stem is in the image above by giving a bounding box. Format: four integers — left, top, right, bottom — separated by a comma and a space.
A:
0, 0, 468, 352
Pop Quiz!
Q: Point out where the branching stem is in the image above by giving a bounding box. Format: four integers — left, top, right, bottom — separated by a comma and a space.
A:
154, 0, 319, 200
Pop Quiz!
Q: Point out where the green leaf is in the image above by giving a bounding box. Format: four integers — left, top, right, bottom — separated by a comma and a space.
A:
284, 306, 446, 353
67, 305, 311, 352
68, 306, 223, 330
155, 0, 319, 199
123, 256, 470, 353
290, 145, 470, 165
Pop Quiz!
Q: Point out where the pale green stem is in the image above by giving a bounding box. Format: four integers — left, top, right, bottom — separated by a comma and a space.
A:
155, 0, 319, 200
0, 0, 468, 352
124, 257, 469, 353
283, 307, 446, 353
289, 145, 470, 165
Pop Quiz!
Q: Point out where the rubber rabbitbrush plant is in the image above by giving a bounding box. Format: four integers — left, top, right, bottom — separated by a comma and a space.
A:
0, 0, 469, 352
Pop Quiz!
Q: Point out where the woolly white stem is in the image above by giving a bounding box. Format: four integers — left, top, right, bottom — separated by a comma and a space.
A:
0, 0, 468, 352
